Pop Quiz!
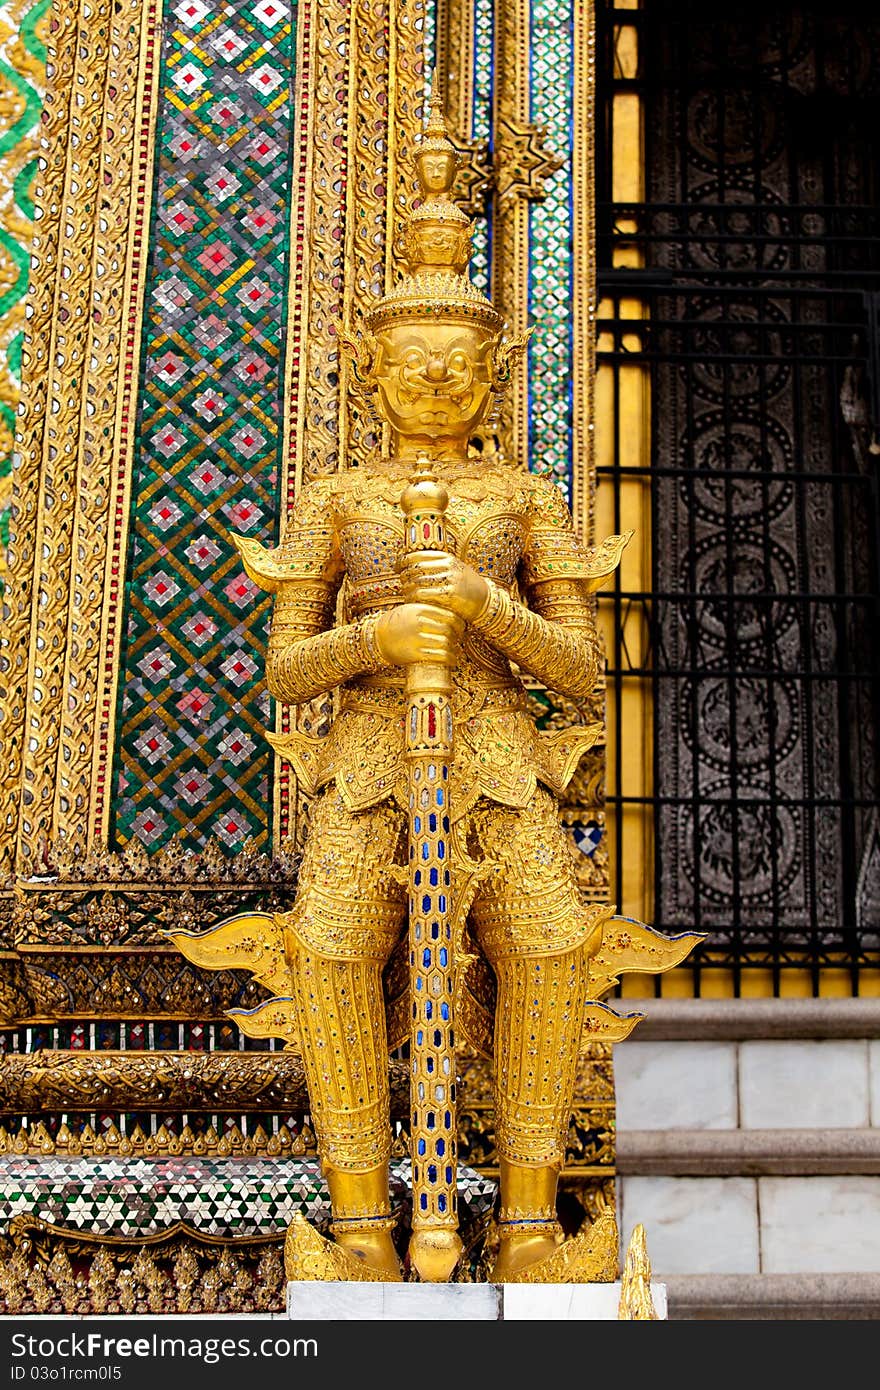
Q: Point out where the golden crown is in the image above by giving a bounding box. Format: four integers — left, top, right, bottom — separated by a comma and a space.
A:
365, 77, 502, 332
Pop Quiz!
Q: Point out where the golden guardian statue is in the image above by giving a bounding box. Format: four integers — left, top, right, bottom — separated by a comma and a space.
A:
171, 87, 700, 1285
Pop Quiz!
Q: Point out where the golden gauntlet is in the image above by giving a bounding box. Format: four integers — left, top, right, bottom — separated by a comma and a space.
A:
470, 577, 598, 699
266, 582, 386, 704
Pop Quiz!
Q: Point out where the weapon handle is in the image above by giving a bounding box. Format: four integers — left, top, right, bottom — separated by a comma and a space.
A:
400, 456, 462, 1283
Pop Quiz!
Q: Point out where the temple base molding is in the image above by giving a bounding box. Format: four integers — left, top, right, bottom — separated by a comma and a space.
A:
286, 1280, 669, 1320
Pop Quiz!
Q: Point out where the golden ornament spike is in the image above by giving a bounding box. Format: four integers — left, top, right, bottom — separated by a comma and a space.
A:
618, 1224, 659, 1319
424, 68, 449, 142
165, 913, 289, 997
226, 997, 300, 1048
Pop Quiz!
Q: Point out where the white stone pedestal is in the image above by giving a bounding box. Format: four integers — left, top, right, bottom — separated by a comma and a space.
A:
286, 1280, 668, 1320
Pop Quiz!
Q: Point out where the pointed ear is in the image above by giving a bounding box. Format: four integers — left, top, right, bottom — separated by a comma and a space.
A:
339, 324, 378, 387
491, 326, 534, 389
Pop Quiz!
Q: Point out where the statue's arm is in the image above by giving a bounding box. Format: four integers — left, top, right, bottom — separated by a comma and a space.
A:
258, 481, 385, 705
469, 572, 598, 699
466, 476, 599, 697
266, 586, 386, 705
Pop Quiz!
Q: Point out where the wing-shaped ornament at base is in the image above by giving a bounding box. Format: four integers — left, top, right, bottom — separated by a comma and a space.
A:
588, 915, 707, 1000
284, 1213, 402, 1282
227, 997, 300, 1049
165, 912, 290, 997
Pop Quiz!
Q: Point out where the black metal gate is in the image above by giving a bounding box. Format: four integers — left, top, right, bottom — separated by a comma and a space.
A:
596, 0, 880, 990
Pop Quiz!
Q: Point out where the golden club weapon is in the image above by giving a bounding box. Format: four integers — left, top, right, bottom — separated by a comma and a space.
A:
399, 455, 463, 1283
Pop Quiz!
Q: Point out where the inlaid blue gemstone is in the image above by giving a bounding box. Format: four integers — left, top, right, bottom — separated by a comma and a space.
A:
420, 1194, 428, 1211
423, 948, 431, 968
436, 1139, 445, 1156
438, 1194, 447, 1213
438, 895, 447, 911
441, 1003, 449, 1021
422, 894, 431, 912
417, 1139, 426, 1156
427, 1112, 435, 1130
421, 843, 429, 861
439, 948, 448, 967
414, 816, 421, 833
430, 868, 438, 886
429, 814, 437, 832
437, 841, 445, 860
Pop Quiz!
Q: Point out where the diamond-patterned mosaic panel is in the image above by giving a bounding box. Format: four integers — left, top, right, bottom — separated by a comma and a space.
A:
112, 0, 297, 853
529, 0, 573, 497
0, 1158, 496, 1237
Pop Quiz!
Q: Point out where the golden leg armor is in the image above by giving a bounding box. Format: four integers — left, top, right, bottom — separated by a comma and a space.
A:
287, 942, 401, 1279
483, 945, 590, 1281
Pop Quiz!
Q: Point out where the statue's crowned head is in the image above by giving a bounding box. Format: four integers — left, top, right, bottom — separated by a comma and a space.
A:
344, 79, 528, 458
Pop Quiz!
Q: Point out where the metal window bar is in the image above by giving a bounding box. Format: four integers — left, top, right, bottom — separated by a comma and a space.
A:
596, 0, 880, 993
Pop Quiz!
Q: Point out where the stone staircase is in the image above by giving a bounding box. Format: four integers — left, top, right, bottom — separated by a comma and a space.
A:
613, 998, 880, 1319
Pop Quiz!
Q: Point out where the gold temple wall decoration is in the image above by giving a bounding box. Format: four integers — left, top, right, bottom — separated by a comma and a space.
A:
0, 0, 48, 593
0, 0, 163, 877
491, 0, 532, 464
0, 1218, 288, 1316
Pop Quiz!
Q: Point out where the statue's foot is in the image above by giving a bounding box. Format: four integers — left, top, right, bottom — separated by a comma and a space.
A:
491, 1230, 561, 1282
334, 1229, 403, 1281
284, 1214, 402, 1283
491, 1210, 620, 1285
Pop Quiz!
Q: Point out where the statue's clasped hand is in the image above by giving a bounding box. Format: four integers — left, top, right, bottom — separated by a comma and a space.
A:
374, 602, 465, 667
397, 551, 489, 621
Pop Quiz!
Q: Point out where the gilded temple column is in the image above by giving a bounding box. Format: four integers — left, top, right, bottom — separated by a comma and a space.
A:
0, 0, 73, 875
491, 0, 531, 463
594, 0, 654, 931
2, 0, 162, 871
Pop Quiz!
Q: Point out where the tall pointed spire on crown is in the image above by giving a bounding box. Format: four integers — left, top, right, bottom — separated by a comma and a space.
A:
421, 69, 457, 151
365, 73, 502, 330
